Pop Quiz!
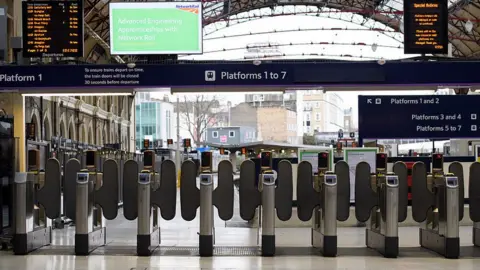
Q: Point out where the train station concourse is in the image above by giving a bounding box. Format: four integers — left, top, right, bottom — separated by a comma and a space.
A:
3, 0, 480, 269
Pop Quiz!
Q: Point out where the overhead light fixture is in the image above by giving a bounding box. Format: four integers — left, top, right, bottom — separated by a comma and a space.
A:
22, 92, 133, 97
371, 43, 378, 52
465, 20, 474, 33
399, 18, 404, 33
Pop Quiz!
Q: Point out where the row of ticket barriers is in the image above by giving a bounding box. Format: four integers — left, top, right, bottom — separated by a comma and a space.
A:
12, 149, 480, 259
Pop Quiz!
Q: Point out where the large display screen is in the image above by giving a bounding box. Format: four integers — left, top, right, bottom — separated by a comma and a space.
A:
403, 0, 448, 54
109, 2, 202, 55
22, 1, 83, 58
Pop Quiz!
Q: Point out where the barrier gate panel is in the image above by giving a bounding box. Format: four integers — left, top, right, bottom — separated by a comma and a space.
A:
37, 158, 62, 219
213, 160, 234, 221
64, 159, 81, 220
239, 160, 260, 221
275, 160, 293, 221
296, 161, 319, 221
393, 162, 408, 222
469, 162, 480, 222
448, 162, 465, 221
355, 162, 377, 222
411, 162, 434, 223
180, 160, 199, 221
335, 161, 350, 221
152, 160, 177, 220
95, 159, 119, 220
123, 160, 139, 220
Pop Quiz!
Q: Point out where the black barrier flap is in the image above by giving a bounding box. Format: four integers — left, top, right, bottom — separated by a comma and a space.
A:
152, 160, 177, 220
64, 158, 81, 220
449, 162, 465, 221
213, 160, 234, 221
296, 161, 320, 221
275, 160, 293, 221
354, 162, 377, 222
411, 162, 434, 223
180, 160, 199, 221
122, 160, 138, 220
335, 161, 350, 221
393, 162, 409, 222
239, 160, 260, 221
37, 158, 61, 219
95, 159, 119, 220
469, 162, 480, 222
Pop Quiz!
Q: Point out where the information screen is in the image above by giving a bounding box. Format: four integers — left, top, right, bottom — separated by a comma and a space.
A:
403, 0, 448, 54
109, 2, 202, 55
261, 152, 272, 168
22, 1, 83, 58
376, 153, 387, 170
432, 153, 443, 169
201, 151, 212, 168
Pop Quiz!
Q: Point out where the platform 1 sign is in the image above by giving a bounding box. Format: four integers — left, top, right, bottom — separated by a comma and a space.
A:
358, 95, 480, 139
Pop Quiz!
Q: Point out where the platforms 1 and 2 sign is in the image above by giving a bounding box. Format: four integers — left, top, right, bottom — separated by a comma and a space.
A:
358, 95, 480, 140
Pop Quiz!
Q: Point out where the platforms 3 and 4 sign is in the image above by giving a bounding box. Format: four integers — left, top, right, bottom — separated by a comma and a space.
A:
358, 95, 480, 139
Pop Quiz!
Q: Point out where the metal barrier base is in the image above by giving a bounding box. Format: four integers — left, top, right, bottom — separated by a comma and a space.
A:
473, 227, 480, 247
137, 228, 160, 256
419, 228, 459, 259
366, 228, 398, 258
13, 227, 52, 255
75, 227, 106, 256
312, 228, 337, 257
199, 235, 213, 257
261, 235, 275, 257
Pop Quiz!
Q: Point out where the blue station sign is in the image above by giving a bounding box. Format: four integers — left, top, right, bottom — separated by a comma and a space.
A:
1, 61, 480, 89
358, 95, 480, 139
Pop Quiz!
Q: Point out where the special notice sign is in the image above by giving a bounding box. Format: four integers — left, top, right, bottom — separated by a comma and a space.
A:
403, 0, 448, 55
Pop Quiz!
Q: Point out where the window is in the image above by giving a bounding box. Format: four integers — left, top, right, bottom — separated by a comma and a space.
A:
306, 113, 311, 121
316, 113, 321, 121
229, 131, 235, 137
212, 131, 219, 138
315, 102, 320, 108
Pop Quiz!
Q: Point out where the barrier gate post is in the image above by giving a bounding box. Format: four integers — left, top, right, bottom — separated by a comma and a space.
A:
199, 173, 214, 256
261, 172, 276, 256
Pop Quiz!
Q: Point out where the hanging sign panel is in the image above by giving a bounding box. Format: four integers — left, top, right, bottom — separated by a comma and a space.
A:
403, 0, 448, 54
22, 1, 84, 58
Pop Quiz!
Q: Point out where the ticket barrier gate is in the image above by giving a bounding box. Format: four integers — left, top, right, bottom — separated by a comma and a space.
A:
180, 151, 234, 257
296, 152, 350, 257
63, 150, 120, 255
469, 162, 480, 247
122, 150, 177, 256
14, 149, 61, 255
355, 153, 408, 258
411, 154, 463, 259
239, 154, 293, 256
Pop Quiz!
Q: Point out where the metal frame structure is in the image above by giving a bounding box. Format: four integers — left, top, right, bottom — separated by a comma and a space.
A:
82, 0, 480, 63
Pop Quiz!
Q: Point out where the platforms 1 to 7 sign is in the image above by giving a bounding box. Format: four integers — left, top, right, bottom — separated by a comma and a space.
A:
358, 95, 480, 139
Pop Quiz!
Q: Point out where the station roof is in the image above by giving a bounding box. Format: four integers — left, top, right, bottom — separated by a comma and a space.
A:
204, 140, 330, 150
84, 0, 480, 63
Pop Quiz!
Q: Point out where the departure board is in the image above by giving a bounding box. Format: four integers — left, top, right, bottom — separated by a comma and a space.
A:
22, 1, 83, 58
403, 0, 448, 54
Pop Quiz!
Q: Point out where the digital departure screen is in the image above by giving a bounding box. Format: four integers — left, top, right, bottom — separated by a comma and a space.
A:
261, 152, 272, 168
318, 152, 329, 169
376, 153, 387, 170
22, 1, 83, 58
432, 153, 443, 170
201, 151, 212, 168
403, 0, 448, 54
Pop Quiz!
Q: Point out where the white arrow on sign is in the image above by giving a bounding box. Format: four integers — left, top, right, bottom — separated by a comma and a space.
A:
367, 99, 372, 104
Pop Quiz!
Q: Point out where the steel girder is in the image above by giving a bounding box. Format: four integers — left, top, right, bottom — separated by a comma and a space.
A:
82, 0, 480, 63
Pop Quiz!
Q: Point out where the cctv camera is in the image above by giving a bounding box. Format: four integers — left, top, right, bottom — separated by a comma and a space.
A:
253, 59, 262, 66
127, 62, 136, 69
377, 58, 386, 65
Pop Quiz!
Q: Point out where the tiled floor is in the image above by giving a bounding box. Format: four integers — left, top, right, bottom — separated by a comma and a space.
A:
3, 188, 480, 269
2, 210, 480, 269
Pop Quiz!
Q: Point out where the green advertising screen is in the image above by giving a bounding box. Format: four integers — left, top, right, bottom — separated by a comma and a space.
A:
109, 2, 202, 55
